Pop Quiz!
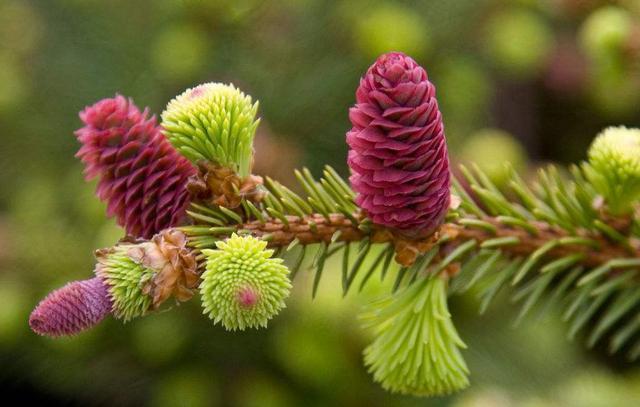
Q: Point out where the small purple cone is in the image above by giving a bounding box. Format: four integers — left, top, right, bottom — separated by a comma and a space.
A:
347, 52, 450, 237
29, 277, 112, 337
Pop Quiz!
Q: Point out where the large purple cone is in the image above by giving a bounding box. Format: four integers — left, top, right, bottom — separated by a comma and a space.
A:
29, 277, 112, 337
347, 52, 450, 237
75, 95, 196, 239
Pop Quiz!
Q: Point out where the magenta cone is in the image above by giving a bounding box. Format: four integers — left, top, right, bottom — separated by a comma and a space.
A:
29, 277, 112, 337
347, 52, 450, 236
75, 95, 195, 238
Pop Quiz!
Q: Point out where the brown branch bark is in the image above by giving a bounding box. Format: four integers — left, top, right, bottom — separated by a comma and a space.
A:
236, 213, 639, 268
441, 220, 633, 268
242, 213, 366, 245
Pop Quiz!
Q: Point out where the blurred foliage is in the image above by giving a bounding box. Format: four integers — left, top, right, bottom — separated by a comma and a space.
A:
457, 128, 527, 187
484, 8, 554, 78
2, 0, 640, 405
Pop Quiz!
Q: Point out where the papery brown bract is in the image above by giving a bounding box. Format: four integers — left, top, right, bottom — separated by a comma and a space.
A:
347, 52, 450, 237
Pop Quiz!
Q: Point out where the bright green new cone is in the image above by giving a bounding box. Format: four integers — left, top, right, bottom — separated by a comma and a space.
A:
161, 83, 260, 177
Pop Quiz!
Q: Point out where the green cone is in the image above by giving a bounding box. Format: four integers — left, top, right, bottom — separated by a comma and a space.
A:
161, 82, 260, 177
200, 234, 291, 331
586, 126, 640, 215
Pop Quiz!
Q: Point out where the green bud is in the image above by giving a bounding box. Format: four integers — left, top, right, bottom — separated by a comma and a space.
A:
95, 246, 155, 321
200, 234, 291, 331
586, 126, 640, 215
161, 83, 260, 177
361, 275, 469, 396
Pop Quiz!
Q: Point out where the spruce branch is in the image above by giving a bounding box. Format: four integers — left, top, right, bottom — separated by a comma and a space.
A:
180, 159, 639, 272
182, 206, 639, 269
178, 159, 640, 362
29, 52, 640, 399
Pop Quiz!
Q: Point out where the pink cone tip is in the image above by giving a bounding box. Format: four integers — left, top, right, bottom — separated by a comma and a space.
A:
237, 286, 260, 308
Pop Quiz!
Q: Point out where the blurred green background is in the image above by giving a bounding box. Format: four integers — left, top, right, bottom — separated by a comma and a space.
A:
2, 0, 640, 405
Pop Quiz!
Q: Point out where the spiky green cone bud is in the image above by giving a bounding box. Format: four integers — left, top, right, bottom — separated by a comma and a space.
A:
200, 234, 291, 331
361, 275, 469, 396
94, 230, 198, 322
161, 83, 260, 177
95, 246, 155, 321
585, 126, 640, 215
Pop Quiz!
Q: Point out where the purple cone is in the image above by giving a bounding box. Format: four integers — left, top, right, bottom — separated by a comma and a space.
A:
347, 52, 450, 236
29, 277, 112, 337
75, 95, 196, 238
